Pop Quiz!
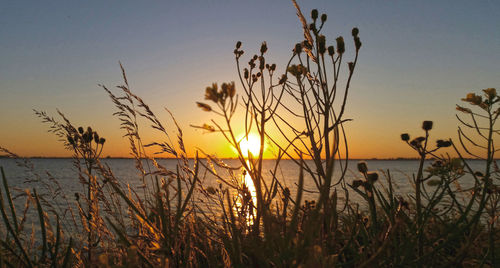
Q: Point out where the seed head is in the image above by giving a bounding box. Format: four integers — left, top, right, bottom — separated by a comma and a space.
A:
436, 140, 451, 148
422, 121, 433, 131
309, 23, 317, 34
94, 132, 99, 143
78, 127, 84, 134
236, 41, 242, 49
483, 88, 497, 100
260, 42, 267, 54
244, 68, 249, 79
318, 35, 326, 54
311, 9, 318, 20
321, 14, 327, 23
336, 37, 345, 54
294, 43, 302, 54
99, 138, 106, 145
328, 46, 335, 56
352, 27, 359, 37
401, 133, 410, 141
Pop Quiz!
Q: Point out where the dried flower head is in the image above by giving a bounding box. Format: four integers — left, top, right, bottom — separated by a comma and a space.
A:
352, 27, 359, 37
311, 9, 318, 20
336, 36, 345, 54
401, 133, 410, 141
422, 120, 433, 131
294, 43, 302, 54
260, 42, 267, 54
328, 45, 335, 56
318, 35, 326, 54
320, 13, 327, 23
436, 139, 451, 148
462, 93, 483, 106
483, 88, 497, 100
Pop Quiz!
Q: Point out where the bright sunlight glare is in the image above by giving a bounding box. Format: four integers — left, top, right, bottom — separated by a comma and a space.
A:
238, 133, 262, 157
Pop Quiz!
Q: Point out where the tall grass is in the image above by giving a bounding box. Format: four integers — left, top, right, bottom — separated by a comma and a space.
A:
0, 1, 499, 267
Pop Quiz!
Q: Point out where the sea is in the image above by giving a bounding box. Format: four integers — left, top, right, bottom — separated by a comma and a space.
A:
0, 158, 487, 206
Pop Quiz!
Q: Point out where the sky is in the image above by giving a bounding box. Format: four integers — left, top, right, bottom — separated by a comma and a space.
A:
1, 0, 499, 159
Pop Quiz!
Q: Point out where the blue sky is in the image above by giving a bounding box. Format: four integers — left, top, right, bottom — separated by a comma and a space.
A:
1, 0, 499, 157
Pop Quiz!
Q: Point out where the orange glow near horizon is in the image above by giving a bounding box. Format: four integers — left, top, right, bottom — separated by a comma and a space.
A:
237, 133, 263, 158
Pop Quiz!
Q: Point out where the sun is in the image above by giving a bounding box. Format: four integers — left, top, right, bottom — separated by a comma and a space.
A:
238, 133, 262, 157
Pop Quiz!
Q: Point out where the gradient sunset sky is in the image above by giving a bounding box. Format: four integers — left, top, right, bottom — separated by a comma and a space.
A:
1, 0, 499, 159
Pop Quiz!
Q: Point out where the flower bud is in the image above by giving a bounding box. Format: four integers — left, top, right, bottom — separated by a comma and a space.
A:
236, 41, 242, 49
309, 23, 317, 34
321, 14, 327, 23
294, 43, 302, 54
78, 127, 84, 134
422, 121, 433, 131
318, 35, 326, 54
270, 64, 276, 71
244, 68, 249, 79
311, 9, 318, 20
94, 132, 99, 143
352, 27, 359, 37
357, 161, 368, 173
260, 42, 267, 54
99, 138, 106, 145
336, 37, 345, 54
401, 133, 410, 141
328, 46, 335, 56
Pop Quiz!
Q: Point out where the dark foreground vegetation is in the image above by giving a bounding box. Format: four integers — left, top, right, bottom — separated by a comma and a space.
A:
1, 1, 499, 267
